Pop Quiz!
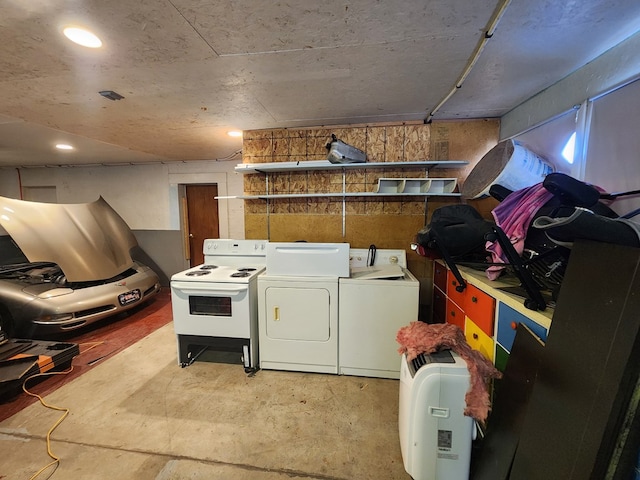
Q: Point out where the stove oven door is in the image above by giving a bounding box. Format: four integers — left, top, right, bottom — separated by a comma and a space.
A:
171, 281, 252, 338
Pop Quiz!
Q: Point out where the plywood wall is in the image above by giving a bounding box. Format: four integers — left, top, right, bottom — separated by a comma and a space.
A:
241, 119, 499, 321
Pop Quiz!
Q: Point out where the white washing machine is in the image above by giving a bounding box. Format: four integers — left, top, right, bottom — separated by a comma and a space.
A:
258, 242, 349, 374
338, 248, 419, 379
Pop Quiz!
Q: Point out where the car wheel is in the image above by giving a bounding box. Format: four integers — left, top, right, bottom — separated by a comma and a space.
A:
0, 305, 15, 338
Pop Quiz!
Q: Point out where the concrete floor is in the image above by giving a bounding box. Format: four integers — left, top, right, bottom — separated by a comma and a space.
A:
0, 322, 411, 479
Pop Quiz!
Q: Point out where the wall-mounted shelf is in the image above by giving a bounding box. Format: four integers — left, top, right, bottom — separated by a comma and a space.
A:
219, 160, 469, 200
234, 159, 468, 174
223, 159, 469, 237
376, 177, 458, 194
226, 192, 463, 200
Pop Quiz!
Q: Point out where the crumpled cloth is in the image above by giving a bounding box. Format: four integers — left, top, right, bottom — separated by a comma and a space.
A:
485, 183, 554, 280
396, 322, 502, 424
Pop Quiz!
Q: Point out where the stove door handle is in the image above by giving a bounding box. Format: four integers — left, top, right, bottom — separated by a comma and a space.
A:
171, 282, 248, 295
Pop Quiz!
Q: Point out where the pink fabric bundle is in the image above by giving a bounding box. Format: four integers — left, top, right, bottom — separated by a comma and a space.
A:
485, 183, 554, 280
396, 321, 502, 424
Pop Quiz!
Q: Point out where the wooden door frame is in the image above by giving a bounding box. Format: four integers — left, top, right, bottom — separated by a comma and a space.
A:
185, 184, 220, 267
172, 173, 231, 269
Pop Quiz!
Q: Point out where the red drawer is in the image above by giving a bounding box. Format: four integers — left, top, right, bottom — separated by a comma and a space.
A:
432, 286, 446, 324
446, 271, 466, 309
446, 298, 465, 331
434, 262, 447, 292
463, 284, 495, 336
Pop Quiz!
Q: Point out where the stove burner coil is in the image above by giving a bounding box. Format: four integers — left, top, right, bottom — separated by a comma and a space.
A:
185, 270, 211, 277
237, 267, 256, 272
231, 271, 251, 278
200, 265, 219, 270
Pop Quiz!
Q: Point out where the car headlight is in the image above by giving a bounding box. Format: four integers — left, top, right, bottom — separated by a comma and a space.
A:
38, 288, 75, 299
36, 313, 74, 323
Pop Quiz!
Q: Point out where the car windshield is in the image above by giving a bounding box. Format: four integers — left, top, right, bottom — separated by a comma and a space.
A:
0, 196, 137, 282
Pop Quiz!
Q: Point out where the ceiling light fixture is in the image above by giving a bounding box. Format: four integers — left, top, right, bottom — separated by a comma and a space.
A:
227, 130, 242, 137
63, 27, 102, 48
99, 90, 124, 101
55, 144, 74, 150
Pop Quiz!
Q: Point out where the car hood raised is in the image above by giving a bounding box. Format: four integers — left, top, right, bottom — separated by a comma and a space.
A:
0, 196, 137, 282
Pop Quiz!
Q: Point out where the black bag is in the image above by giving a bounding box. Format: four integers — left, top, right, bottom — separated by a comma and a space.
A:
416, 204, 493, 260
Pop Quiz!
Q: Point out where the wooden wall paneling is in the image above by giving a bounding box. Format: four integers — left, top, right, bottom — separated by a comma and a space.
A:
344, 215, 424, 250
366, 126, 386, 162
436, 120, 500, 182
268, 213, 342, 242
307, 134, 329, 160
240, 120, 500, 275
385, 125, 405, 161
405, 124, 431, 160
244, 213, 268, 240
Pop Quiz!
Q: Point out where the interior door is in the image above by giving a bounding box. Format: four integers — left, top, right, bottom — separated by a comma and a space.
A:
186, 184, 219, 267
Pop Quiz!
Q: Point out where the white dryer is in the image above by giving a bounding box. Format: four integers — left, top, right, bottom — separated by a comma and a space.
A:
258, 275, 338, 373
338, 248, 419, 379
258, 242, 349, 374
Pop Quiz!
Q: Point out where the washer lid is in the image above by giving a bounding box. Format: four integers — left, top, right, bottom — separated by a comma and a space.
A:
350, 264, 405, 280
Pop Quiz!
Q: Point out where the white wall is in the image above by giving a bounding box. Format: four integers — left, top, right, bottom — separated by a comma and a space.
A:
583, 78, 640, 217
501, 31, 640, 141
167, 160, 245, 239
0, 169, 21, 199
0, 159, 244, 237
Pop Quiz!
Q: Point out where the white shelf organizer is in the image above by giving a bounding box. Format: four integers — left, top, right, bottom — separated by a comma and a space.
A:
377, 177, 458, 194
220, 160, 468, 236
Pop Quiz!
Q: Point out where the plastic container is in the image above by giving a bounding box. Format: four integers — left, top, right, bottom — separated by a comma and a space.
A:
326, 134, 366, 164
461, 140, 554, 199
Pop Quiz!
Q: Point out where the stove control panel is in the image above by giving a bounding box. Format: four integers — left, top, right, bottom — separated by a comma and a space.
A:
203, 239, 268, 255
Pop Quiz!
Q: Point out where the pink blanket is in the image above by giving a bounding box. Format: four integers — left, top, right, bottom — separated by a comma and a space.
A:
485, 183, 554, 280
396, 322, 502, 424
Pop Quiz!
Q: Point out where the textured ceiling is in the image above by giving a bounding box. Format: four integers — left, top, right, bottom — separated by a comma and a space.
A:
0, 0, 639, 167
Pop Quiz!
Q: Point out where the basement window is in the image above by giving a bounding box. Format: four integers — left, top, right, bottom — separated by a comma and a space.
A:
562, 132, 576, 164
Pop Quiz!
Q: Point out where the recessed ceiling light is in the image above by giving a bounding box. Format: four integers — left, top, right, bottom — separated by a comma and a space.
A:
56, 144, 74, 150
99, 90, 124, 101
63, 27, 102, 48
228, 131, 242, 137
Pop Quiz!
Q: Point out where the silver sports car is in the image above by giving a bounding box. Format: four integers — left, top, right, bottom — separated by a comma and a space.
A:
0, 196, 161, 338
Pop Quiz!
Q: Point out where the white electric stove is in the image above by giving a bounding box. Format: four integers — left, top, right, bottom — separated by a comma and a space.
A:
171, 239, 267, 371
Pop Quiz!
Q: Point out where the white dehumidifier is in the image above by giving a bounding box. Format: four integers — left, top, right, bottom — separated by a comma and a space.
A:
399, 349, 474, 480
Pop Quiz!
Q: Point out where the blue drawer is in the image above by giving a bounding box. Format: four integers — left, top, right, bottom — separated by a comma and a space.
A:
496, 303, 548, 352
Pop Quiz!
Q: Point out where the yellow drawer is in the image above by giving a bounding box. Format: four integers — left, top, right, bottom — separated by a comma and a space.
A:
465, 317, 495, 363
